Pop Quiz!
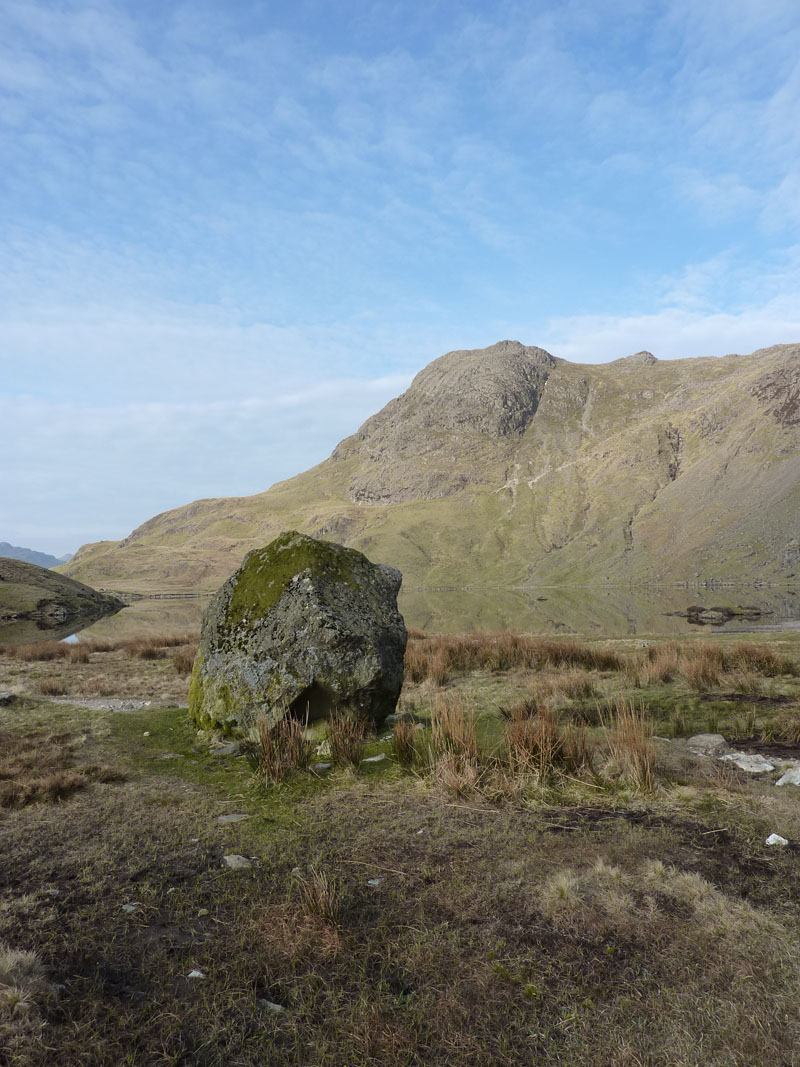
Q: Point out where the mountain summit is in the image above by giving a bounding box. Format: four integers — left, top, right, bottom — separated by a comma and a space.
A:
62, 341, 800, 592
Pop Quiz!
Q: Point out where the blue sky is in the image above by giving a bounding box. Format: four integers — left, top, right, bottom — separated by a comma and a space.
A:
3, 0, 800, 555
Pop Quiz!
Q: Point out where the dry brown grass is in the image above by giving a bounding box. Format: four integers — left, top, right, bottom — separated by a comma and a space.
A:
255, 713, 314, 783
393, 720, 418, 767
779, 711, 800, 743
430, 690, 479, 760
327, 708, 372, 769
730, 640, 796, 676
679, 643, 724, 690
404, 631, 621, 683
14, 640, 72, 662
171, 644, 197, 676
33, 677, 67, 696
0, 728, 122, 809
8, 631, 201, 663
504, 704, 594, 782
599, 698, 655, 792
294, 867, 340, 926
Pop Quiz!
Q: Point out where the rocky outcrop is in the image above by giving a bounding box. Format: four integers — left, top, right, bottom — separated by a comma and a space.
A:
334, 340, 556, 505
189, 532, 407, 735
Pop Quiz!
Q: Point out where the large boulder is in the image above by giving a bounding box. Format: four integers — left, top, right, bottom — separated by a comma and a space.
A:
189, 531, 407, 734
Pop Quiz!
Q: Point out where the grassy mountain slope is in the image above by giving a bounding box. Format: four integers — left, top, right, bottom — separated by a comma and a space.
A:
62, 340, 800, 593
0, 557, 123, 621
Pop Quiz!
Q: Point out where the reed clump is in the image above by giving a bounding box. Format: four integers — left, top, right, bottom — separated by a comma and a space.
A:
256, 713, 314, 783
327, 709, 372, 769
599, 699, 655, 793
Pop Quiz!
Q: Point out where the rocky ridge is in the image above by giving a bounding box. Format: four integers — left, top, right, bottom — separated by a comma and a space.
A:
61, 340, 800, 593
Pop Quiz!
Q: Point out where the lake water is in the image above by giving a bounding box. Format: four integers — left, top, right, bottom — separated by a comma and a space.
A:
1, 585, 799, 647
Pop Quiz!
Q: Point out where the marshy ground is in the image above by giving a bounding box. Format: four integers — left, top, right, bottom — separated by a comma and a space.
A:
2, 627, 800, 1065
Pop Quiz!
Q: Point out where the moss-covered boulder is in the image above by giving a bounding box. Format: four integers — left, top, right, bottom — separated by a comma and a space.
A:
189, 531, 407, 735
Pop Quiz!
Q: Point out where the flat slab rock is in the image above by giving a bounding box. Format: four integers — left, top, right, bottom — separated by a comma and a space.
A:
719, 753, 776, 774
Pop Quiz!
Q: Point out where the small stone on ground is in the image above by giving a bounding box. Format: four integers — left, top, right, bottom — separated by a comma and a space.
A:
361, 753, 387, 764
259, 1000, 286, 1013
766, 833, 789, 846
776, 766, 800, 786
223, 854, 253, 870
215, 813, 249, 824
210, 741, 241, 756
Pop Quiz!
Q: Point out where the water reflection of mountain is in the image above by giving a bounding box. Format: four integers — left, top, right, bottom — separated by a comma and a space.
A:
2, 587, 797, 646
0, 610, 124, 646
399, 587, 800, 636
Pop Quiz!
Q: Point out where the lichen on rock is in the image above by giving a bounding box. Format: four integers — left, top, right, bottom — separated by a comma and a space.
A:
188, 531, 407, 735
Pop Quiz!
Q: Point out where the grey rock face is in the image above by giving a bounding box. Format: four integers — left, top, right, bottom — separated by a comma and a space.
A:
333, 340, 556, 505
189, 531, 407, 734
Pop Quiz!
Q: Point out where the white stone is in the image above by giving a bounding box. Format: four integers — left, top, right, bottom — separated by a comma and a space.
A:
121, 903, 138, 913
223, 854, 253, 870
367, 877, 384, 886
766, 833, 789, 846
187, 970, 205, 980
776, 766, 800, 786
259, 999, 286, 1013
719, 753, 775, 774
216, 813, 249, 824
361, 753, 387, 764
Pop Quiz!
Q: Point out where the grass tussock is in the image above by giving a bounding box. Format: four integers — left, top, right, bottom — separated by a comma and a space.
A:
393, 720, 418, 767
294, 867, 340, 926
599, 698, 655, 792
430, 690, 479, 760
171, 644, 198, 676
326, 708, 372, 769
504, 704, 594, 782
33, 678, 67, 697
255, 713, 314, 784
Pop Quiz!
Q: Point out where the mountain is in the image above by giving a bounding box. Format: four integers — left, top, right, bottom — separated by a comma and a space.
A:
0, 557, 124, 622
61, 340, 800, 594
0, 542, 64, 568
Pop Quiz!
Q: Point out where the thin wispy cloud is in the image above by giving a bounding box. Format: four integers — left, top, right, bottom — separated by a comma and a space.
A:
2, 0, 799, 553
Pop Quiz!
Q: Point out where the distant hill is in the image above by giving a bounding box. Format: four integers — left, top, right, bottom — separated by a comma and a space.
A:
0, 542, 65, 568
61, 340, 800, 593
0, 557, 123, 623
